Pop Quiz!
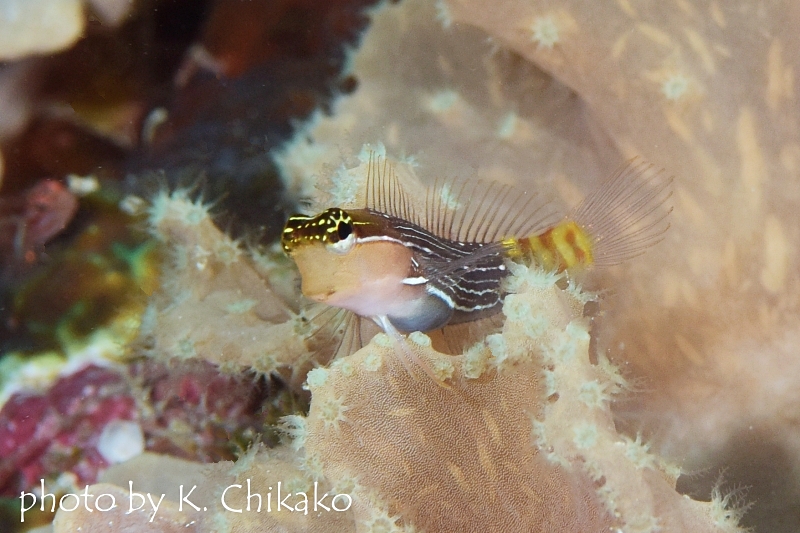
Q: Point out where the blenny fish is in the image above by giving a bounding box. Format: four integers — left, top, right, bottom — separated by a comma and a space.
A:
282, 155, 671, 380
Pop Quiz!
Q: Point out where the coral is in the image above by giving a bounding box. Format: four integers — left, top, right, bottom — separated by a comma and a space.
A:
96, 420, 145, 465
86, 0, 133, 27
441, 0, 800, 468
43, 0, 800, 530
140, 189, 318, 385
270, 0, 800, 528
0, 365, 137, 497
0, 179, 78, 270
0, 0, 85, 61
0, 62, 35, 143
50, 463, 210, 533
50, 263, 741, 532
49, 446, 356, 532
45, 159, 743, 529
2, 194, 157, 357
296, 264, 738, 532
210, 445, 356, 532
129, 358, 278, 461
0, 357, 275, 503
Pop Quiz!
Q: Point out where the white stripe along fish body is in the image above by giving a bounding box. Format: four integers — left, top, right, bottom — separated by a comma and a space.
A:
282, 155, 672, 383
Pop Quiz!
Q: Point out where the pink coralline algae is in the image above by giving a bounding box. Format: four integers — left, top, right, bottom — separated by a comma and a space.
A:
132, 359, 277, 463
0, 365, 135, 497
0, 359, 275, 499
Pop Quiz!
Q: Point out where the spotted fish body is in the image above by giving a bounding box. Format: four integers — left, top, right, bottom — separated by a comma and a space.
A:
282, 157, 671, 337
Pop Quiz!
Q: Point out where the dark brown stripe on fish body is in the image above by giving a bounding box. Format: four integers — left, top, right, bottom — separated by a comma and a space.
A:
373, 210, 509, 320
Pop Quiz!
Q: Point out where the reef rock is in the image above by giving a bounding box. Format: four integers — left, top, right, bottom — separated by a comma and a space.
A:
0, 0, 134, 61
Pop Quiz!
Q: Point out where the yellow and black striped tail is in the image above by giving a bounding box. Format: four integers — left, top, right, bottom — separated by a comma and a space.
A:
512, 221, 595, 272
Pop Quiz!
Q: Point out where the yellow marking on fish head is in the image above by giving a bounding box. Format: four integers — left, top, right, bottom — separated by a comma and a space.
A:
281, 207, 356, 255
283, 208, 422, 317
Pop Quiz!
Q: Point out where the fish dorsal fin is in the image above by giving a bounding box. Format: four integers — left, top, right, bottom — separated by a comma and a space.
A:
365, 153, 421, 227
425, 173, 558, 243
364, 151, 559, 243
570, 157, 673, 267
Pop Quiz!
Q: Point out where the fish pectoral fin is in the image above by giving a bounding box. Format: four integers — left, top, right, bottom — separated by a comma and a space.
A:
419, 241, 507, 281
293, 304, 364, 375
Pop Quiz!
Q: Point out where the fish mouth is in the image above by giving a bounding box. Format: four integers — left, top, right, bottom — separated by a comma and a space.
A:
306, 290, 333, 303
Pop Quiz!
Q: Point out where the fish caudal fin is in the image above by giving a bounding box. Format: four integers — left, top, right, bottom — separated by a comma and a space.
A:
516, 158, 673, 272
573, 157, 672, 267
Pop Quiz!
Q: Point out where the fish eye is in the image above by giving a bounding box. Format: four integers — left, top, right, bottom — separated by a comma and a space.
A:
337, 220, 352, 240
327, 213, 356, 254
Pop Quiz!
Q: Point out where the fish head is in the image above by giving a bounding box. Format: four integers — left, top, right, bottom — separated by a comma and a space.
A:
282, 208, 423, 318
282, 207, 357, 255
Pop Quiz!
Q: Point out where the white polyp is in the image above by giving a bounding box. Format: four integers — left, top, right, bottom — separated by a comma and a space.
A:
97, 420, 145, 464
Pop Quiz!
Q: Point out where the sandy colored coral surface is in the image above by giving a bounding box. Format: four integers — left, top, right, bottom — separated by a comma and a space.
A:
140, 189, 319, 384
52, 260, 742, 532
445, 0, 800, 471
299, 275, 616, 532
0, 0, 136, 62
275, 2, 800, 528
